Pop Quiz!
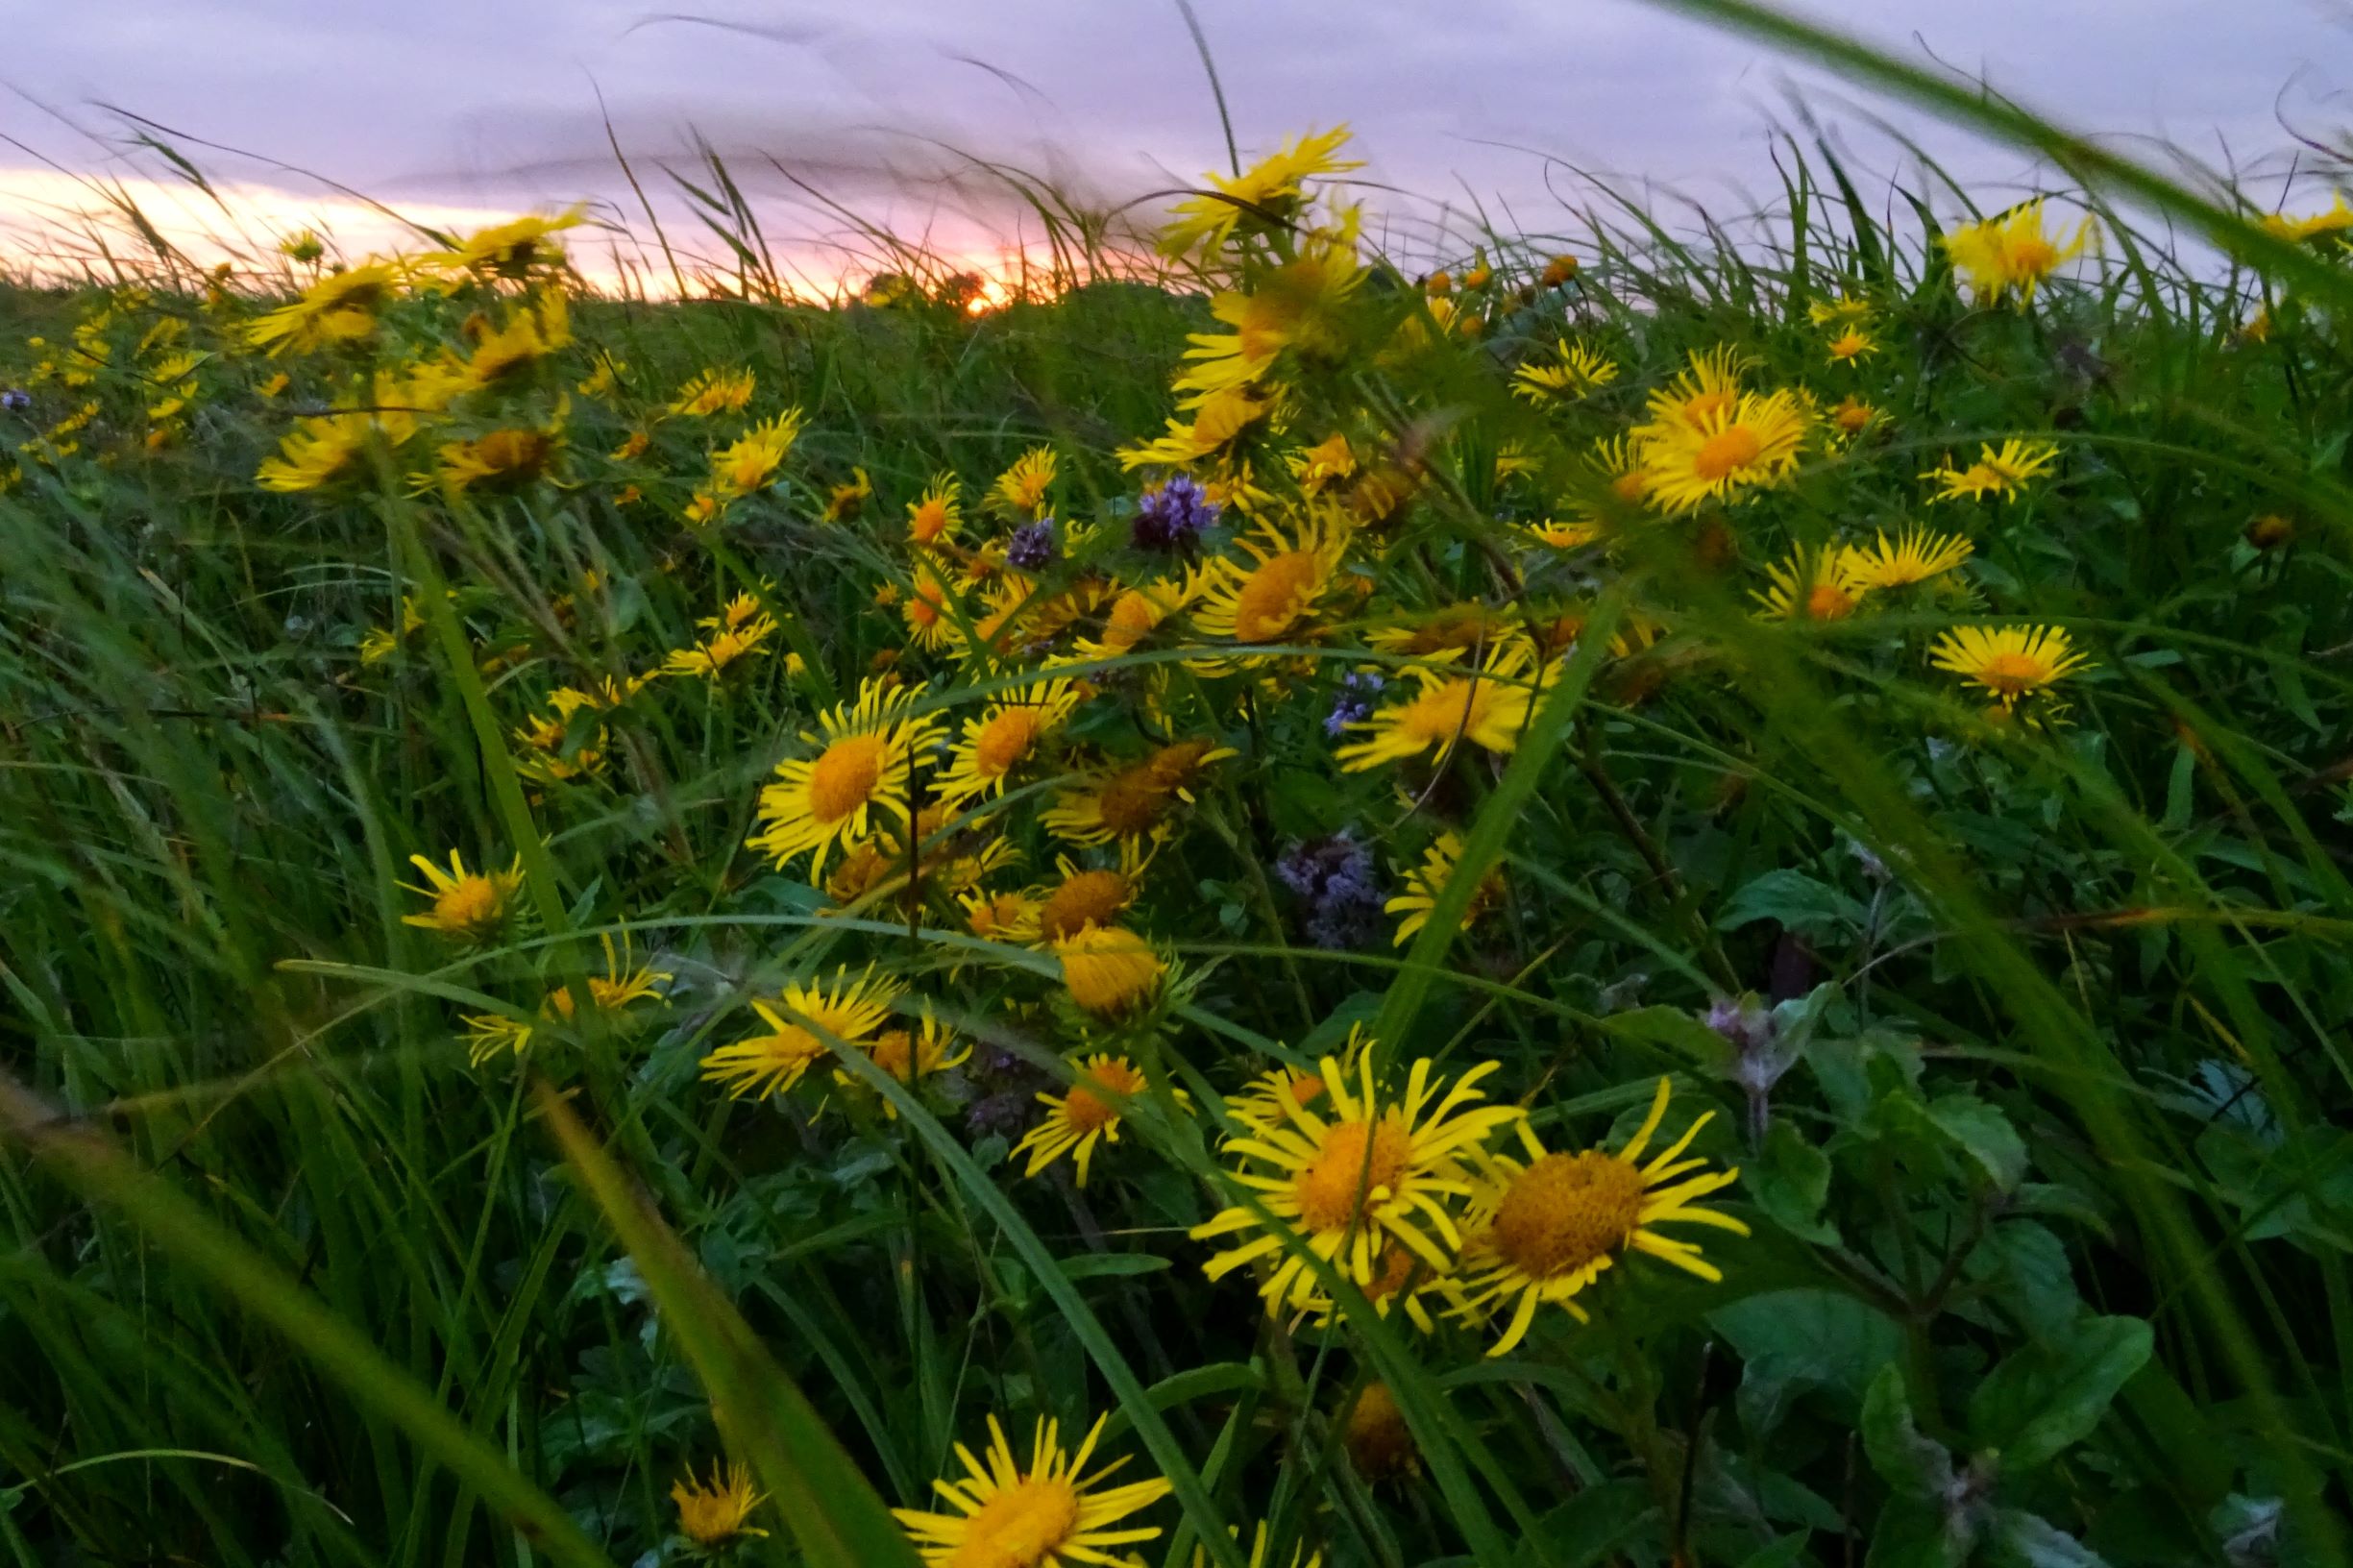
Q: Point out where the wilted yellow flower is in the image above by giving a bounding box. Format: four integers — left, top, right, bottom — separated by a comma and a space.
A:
671, 1461, 767, 1546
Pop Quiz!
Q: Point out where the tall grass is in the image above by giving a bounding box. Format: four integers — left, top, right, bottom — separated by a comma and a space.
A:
2, 6, 2350, 1568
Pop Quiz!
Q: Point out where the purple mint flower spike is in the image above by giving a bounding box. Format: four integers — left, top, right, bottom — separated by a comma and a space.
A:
1324, 672, 1385, 738
1131, 475, 1221, 552
1006, 518, 1057, 571
1275, 830, 1387, 949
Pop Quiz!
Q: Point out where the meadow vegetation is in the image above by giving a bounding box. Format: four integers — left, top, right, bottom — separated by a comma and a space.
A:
3, 12, 2353, 1567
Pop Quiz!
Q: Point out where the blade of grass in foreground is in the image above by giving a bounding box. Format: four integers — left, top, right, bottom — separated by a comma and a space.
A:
530, 1080, 923, 1568
0, 1071, 614, 1568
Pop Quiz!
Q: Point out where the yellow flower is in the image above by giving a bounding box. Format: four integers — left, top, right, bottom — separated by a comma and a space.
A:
359, 594, 430, 665
1643, 345, 1750, 429
669, 367, 755, 418
835, 1012, 971, 1110
2258, 194, 2353, 243
822, 466, 874, 524
1828, 395, 1881, 440
1520, 518, 1605, 551
992, 446, 1058, 518
895, 1413, 1172, 1568
699, 966, 903, 1099
435, 423, 563, 494
1920, 439, 2060, 503
1175, 229, 1362, 399
1162, 126, 1362, 255
1335, 641, 1544, 772
1847, 526, 1973, 590
1806, 293, 1873, 327
279, 230, 325, 263
1826, 328, 1876, 365
1054, 927, 1165, 1017
1752, 543, 1870, 623
1927, 625, 2089, 707
1511, 339, 1618, 403
1289, 433, 1357, 494
1015, 1054, 1177, 1186
246, 262, 403, 355
456, 290, 572, 390
1539, 254, 1580, 288
1341, 1383, 1417, 1482
671, 1461, 768, 1546
748, 679, 945, 877
462, 934, 671, 1065
940, 677, 1082, 804
1190, 1524, 1323, 1568
662, 606, 776, 679
1454, 1076, 1748, 1356
710, 409, 805, 499
1386, 831, 1503, 945
1041, 740, 1235, 846
1191, 1049, 1519, 1316
907, 474, 965, 547
1072, 571, 1208, 663
1192, 512, 1354, 649
257, 373, 421, 492
1634, 389, 1810, 513
401, 850, 523, 942
1943, 200, 2093, 307
428, 207, 584, 279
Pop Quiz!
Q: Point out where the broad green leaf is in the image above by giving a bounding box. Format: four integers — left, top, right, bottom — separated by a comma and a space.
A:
1861, 1365, 1956, 1499
1968, 1315, 2154, 1472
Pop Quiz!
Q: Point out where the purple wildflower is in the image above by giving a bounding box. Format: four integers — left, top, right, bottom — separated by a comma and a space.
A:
1324, 672, 1385, 738
1131, 475, 1221, 553
1007, 518, 1057, 571
1275, 831, 1387, 949
0, 389, 28, 414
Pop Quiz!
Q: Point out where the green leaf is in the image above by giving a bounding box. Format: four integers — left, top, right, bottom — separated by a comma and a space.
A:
1866, 1495, 1973, 1568
1607, 1005, 1737, 1077
1993, 1509, 2115, 1567
1968, 1315, 2154, 1472
1717, 868, 1868, 939
1927, 1094, 2030, 1191
1862, 1364, 1957, 1498
1711, 1288, 1903, 1434
1749, 1118, 1838, 1245
1054, 1252, 1175, 1280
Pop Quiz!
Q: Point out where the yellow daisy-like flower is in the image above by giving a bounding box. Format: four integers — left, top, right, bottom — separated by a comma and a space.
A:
709, 409, 805, 499
246, 262, 403, 355
456, 289, 572, 391
1828, 395, 1882, 440
895, 1412, 1172, 1568
1162, 126, 1362, 256
1054, 926, 1165, 1017
401, 850, 523, 942
1921, 439, 2060, 503
1192, 512, 1354, 649
669, 367, 756, 418
435, 423, 562, 495
1943, 200, 2094, 308
1192, 1050, 1519, 1316
672, 1461, 768, 1546
662, 617, 776, 680
1454, 1076, 1748, 1356
1635, 389, 1810, 513
462, 934, 671, 1065
1520, 518, 1605, 551
1335, 641, 1544, 773
699, 966, 903, 1100
1826, 328, 1876, 365
1175, 229, 1362, 399
1927, 625, 2090, 707
1386, 831, 1503, 945
1511, 339, 1619, 403
940, 677, 1081, 804
1360, 603, 1528, 665
2258, 193, 2353, 243
1072, 571, 1207, 663
1846, 525, 1973, 590
1290, 433, 1357, 494
821, 466, 873, 524
1015, 1054, 1169, 1186
1643, 345, 1751, 429
1806, 293, 1873, 327
1341, 1383, 1418, 1482
428, 207, 584, 279
257, 381, 420, 492
358, 593, 430, 665
992, 446, 1058, 519
1752, 543, 1871, 623
749, 679, 946, 876
1041, 740, 1235, 846
907, 474, 965, 548
836, 1011, 971, 1111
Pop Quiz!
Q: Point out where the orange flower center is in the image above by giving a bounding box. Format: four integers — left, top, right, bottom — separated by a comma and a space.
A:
2003, 236, 2059, 278
1692, 425, 1763, 481
1343, 1383, 1416, 1481
909, 501, 951, 544
1489, 1151, 1646, 1281
435, 875, 504, 933
973, 707, 1046, 779
807, 735, 886, 824
943, 1477, 1082, 1568
1294, 1116, 1413, 1232
1038, 870, 1133, 943
1977, 651, 2048, 696
1062, 1059, 1145, 1135
1803, 583, 1858, 621
1103, 591, 1163, 650
1233, 551, 1321, 642
1094, 769, 1173, 838
1680, 389, 1735, 425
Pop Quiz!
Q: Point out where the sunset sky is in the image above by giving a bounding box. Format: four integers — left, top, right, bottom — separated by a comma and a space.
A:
10, 1, 2345, 284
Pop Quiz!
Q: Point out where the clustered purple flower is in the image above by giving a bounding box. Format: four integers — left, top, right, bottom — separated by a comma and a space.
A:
1130, 475, 1221, 553
1323, 672, 1385, 738
964, 1041, 1049, 1139
1275, 830, 1386, 950
0, 389, 29, 414
1006, 518, 1057, 571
